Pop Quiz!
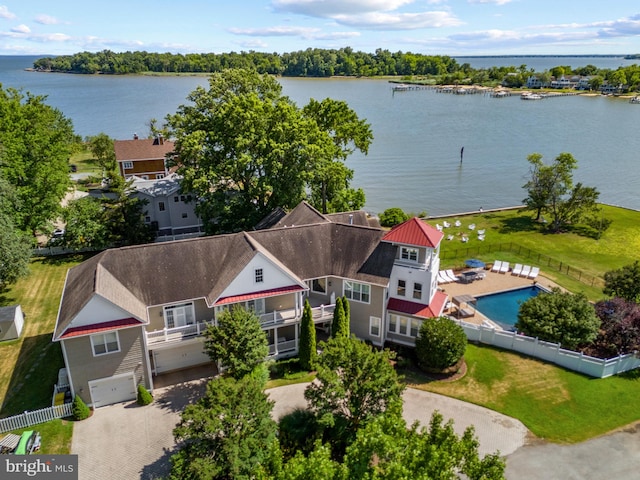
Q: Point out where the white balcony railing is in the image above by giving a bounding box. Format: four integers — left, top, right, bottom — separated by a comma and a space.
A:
146, 320, 214, 346
268, 339, 297, 356
311, 304, 335, 322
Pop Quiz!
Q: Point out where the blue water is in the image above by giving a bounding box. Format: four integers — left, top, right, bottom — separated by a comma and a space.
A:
475, 285, 545, 330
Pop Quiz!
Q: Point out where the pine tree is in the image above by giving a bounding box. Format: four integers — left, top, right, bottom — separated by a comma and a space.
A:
332, 297, 348, 338
342, 296, 351, 336
299, 300, 317, 371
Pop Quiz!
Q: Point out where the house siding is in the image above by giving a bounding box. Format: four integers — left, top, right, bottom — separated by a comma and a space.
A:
62, 325, 150, 405
120, 159, 166, 179
146, 298, 211, 332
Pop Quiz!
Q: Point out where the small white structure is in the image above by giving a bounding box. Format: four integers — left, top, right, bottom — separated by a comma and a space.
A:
0, 305, 25, 341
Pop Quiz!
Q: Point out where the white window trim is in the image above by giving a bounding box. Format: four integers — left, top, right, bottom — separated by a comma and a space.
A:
163, 302, 195, 329
369, 316, 381, 337
401, 246, 419, 262
397, 279, 406, 297
388, 314, 422, 338
90, 331, 120, 356
122, 161, 133, 169
344, 280, 371, 304
413, 282, 422, 300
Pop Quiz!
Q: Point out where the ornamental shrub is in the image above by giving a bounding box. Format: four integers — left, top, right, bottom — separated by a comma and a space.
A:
72, 395, 91, 420
415, 317, 467, 372
379, 207, 409, 227
137, 384, 153, 406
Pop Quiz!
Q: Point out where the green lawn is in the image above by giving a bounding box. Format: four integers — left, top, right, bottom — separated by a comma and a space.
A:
10, 419, 74, 455
406, 343, 640, 443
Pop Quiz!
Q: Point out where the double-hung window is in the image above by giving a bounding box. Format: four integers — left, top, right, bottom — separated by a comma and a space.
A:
164, 303, 195, 329
369, 316, 381, 337
401, 247, 419, 262
91, 332, 120, 356
397, 280, 406, 296
344, 281, 370, 303
413, 282, 422, 300
122, 161, 133, 170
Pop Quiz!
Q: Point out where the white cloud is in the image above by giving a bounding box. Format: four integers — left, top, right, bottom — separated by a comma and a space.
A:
272, 0, 415, 17
35, 14, 62, 25
333, 11, 462, 30
11, 24, 30, 33
0, 5, 16, 20
229, 25, 360, 41
467, 0, 512, 5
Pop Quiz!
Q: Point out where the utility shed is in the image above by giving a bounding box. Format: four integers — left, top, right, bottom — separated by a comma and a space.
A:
0, 305, 25, 341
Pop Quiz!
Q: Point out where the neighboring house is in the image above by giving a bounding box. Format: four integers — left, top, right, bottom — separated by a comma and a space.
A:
526, 75, 548, 89
53, 202, 446, 408
0, 305, 25, 341
130, 174, 203, 238
114, 135, 174, 180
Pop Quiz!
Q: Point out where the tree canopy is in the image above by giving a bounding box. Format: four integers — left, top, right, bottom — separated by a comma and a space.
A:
603, 261, 640, 303
521, 152, 603, 232
516, 288, 601, 350
0, 177, 31, 287
204, 305, 269, 379
0, 86, 79, 235
165, 68, 371, 233
590, 297, 640, 358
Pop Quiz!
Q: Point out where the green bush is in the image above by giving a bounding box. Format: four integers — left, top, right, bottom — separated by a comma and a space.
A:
379, 207, 409, 227
415, 317, 467, 372
72, 395, 91, 420
136, 384, 153, 406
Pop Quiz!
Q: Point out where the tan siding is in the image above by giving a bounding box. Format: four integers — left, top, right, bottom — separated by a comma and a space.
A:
347, 284, 386, 343
63, 326, 149, 405
146, 299, 211, 332
264, 293, 295, 312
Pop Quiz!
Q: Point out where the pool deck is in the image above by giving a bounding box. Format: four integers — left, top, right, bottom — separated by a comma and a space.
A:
439, 267, 560, 326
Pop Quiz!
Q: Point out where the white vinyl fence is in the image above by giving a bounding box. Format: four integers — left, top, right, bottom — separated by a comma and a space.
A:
0, 403, 73, 434
454, 320, 640, 378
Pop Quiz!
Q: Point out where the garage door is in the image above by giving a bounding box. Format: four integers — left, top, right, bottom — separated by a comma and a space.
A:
153, 341, 211, 374
88, 372, 136, 408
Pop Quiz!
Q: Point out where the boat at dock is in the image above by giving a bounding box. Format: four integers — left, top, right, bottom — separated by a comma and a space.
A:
521, 92, 543, 100
631, 96, 640, 104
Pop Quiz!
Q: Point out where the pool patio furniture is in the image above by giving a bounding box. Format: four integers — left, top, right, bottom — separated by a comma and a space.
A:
453, 294, 477, 318
512, 263, 523, 276
492, 260, 503, 272
520, 265, 531, 277
437, 271, 449, 284
445, 269, 459, 282
500, 262, 510, 273
528, 266, 540, 279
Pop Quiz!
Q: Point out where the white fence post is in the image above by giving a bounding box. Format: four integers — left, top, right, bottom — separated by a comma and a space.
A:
0, 403, 74, 434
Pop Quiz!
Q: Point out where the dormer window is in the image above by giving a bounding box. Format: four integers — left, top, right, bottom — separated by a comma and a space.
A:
255, 268, 264, 283
401, 247, 419, 262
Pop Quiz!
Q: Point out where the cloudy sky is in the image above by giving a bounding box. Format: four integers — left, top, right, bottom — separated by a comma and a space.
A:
1, 1, 639, 56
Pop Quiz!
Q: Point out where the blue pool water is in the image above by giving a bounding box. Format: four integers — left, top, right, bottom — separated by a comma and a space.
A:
475, 286, 546, 330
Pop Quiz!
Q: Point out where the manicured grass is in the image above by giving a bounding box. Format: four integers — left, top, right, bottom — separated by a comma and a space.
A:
436, 205, 640, 300
0, 255, 88, 416
11, 418, 74, 454
407, 343, 640, 443
70, 149, 101, 175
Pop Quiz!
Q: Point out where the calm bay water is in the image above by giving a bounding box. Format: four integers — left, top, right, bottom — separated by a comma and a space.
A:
1, 55, 639, 216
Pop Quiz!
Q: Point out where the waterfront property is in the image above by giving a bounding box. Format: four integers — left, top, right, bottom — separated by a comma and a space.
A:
475, 285, 546, 330
114, 134, 174, 180
53, 202, 448, 407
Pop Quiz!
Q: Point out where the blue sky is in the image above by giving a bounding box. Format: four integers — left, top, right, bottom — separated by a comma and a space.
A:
1, 1, 639, 56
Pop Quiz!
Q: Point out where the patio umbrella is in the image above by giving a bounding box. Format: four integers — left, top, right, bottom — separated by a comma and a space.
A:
465, 258, 486, 268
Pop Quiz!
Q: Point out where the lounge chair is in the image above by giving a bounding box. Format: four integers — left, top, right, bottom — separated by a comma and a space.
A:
491, 260, 502, 272
454, 220, 461, 227
437, 271, 448, 284
500, 261, 510, 273
447, 234, 454, 241
477, 229, 485, 235
468, 223, 476, 230
461, 235, 469, 243
512, 263, 523, 276
528, 266, 540, 279
443, 221, 451, 228
477, 234, 485, 241
436, 224, 443, 231
520, 265, 531, 277
445, 269, 459, 282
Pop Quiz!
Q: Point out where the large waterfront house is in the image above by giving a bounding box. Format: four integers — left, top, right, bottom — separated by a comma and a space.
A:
114, 135, 174, 180
130, 174, 203, 239
53, 202, 447, 408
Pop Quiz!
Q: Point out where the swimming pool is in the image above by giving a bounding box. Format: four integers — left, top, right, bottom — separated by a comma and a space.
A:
475, 285, 547, 330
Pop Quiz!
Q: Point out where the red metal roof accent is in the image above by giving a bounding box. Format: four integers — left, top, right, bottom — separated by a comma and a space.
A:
382, 217, 444, 248
215, 285, 305, 306
60, 318, 143, 339
387, 290, 448, 319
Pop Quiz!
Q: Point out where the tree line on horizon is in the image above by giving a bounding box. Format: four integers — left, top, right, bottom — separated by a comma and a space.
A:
32, 48, 640, 91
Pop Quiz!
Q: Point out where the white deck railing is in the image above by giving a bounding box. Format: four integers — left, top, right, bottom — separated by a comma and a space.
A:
146, 320, 214, 345
268, 339, 297, 356
311, 304, 335, 321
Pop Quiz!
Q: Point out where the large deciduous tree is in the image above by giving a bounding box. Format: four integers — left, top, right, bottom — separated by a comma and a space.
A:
0, 177, 31, 287
204, 305, 269, 380
522, 152, 602, 232
591, 297, 640, 358
170, 376, 278, 480
0, 86, 78, 235
61, 196, 109, 250
603, 261, 640, 303
304, 336, 404, 455
165, 69, 371, 233
515, 288, 600, 350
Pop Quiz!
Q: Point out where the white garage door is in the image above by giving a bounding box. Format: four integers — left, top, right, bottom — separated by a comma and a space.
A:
153, 341, 211, 374
88, 372, 136, 408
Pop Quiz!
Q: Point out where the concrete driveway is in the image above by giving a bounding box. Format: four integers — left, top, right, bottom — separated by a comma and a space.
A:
72, 379, 640, 480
